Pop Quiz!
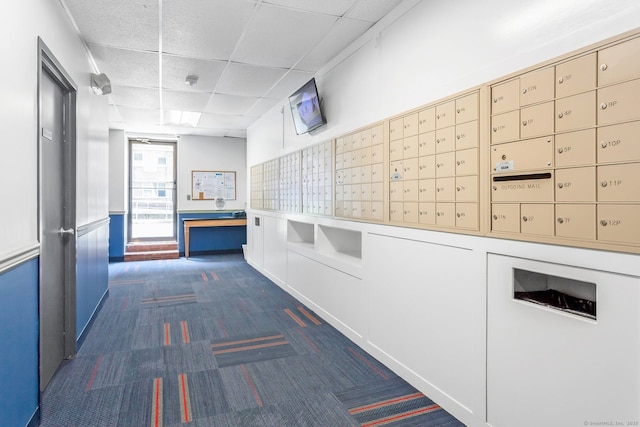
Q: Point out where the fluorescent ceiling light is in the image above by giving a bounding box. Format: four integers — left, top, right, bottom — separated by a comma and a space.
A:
165, 110, 202, 127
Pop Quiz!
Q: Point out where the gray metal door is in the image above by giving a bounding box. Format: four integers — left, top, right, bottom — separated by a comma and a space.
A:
39, 68, 71, 390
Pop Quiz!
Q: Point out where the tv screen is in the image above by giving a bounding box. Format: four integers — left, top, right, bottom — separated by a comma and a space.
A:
289, 78, 326, 135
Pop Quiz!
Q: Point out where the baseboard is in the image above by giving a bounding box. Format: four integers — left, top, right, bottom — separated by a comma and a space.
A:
180, 249, 243, 257
27, 405, 40, 427
109, 256, 124, 263
76, 288, 109, 349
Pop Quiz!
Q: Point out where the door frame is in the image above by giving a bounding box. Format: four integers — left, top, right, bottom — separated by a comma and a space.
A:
127, 139, 178, 242
37, 38, 77, 377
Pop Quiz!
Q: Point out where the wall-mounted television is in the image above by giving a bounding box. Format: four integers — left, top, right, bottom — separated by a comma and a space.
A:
288, 78, 326, 135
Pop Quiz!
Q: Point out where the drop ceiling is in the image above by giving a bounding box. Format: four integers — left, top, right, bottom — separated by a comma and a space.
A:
61, 0, 405, 139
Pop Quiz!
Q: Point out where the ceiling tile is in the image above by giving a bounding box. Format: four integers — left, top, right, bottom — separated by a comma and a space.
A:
204, 93, 260, 115
198, 113, 243, 129
296, 18, 372, 71
109, 85, 160, 109
162, 55, 227, 92
88, 44, 159, 88
216, 63, 287, 97
261, 0, 356, 16
162, 90, 212, 111
345, 0, 404, 23
64, 0, 158, 51
264, 70, 314, 99
117, 106, 161, 126
162, 0, 257, 60
245, 97, 281, 118
232, 3, 338, 68
225, 129, 248, 139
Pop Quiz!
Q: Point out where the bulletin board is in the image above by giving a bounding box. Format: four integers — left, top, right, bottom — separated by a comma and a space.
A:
191, 170, 236, 200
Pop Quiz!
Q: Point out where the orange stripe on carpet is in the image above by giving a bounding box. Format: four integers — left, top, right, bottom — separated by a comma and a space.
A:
211, 334, 284, 348
178, 374, 191, 423
295, 328, 320, 353
181, 321, 190, 344
361, 404, 441, 427
297, 306, 321, 325
164, 323, 171, 346
284, 308, 306, 327
151, 377, 163, 427
85, 355, 102, 391
210, 272, 219, 281
349, 392, 424, 414
213, 340, 289, 355
241, 364, 263, 407
201, 272, 208, 282
217, 318, 229, 338
347, 347, 389, 380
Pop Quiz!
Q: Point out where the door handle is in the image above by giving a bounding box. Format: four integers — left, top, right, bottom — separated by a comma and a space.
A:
58, 227, 75, 236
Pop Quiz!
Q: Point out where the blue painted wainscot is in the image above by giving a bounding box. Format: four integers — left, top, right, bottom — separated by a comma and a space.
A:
108, 212, 126, 262
178, 211, 247, 257
0, 257, 40, 427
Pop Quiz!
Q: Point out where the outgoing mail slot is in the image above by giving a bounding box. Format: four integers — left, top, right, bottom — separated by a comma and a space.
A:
390, 181, 403, 202
598, 79, 640, 125
555, 129, 596, 167
491, 110, 520, 144
436, 99, 456, 129
491, 203, 520, 233
520, 101, 554, 139
419, 202, 436, 225
456, 120, 479, 150
520, 203, 554, 236
520, 67, 555, 106
555, 204, 596, 240
435, 152, 456, 177
390, 139, 403, 161
419, 107, 436, 133
403, 113, 419, 137
403, 180, 419, 202
456, 92, 479, 124
435, 126, 456, 153
492, 79, 520, 114
491, 136, 553, 173
597, 163, 640, 202
555, 53, 596, 98
436, 177, 455, 201
371, 144, 384, 164
390, 202, 403, 222
419, 131, 436, 156
436, 203, 456, 227
597, 121, 640, 164
419, 154, 436, 179
403, 135, 419, 159
456, 175, 478, 202
456, 203, 478, 229
492, 172, 554, 202
390, 117, 404, 141
402, 157, 419, 180
555, 91, 596, 132
555, 167, 596, 202
419, 178, 436, 201
403, 202, 419, 223
456, 148, 479, 176
597, 204, 640, 244
598, 36, 640, 86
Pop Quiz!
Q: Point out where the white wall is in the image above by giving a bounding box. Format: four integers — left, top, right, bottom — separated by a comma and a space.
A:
177, 135, 247, 212
0, 0, 108, 256
245, 1, 640, 426
108, 129, 127, 213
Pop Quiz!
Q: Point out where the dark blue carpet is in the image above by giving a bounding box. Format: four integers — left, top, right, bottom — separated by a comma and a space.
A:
40, 254, 465, 426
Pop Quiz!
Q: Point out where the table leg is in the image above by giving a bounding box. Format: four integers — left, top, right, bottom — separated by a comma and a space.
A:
185, 225, 190, 259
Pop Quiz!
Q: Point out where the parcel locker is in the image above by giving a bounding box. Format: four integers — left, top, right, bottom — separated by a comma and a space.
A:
492, 78, 520, 115
597, 121, 640, 164
455, 92, 479, 124
597, 78, 640, 125
555, 53, 597, 98
555, 167, 596, 202
520, 204, 554, 236
597, 204, 640, 244
555, 129, 596, 167
555, 204, 596, 240
419, 107, 436, 133
491, 136, 553, 173
520, 66, 555, 106
597, 163, 640, 202
520, 101, 554, 139
555, 91, 596, 132
491, 203, 520, 233
492, 110, 520, 144
597, 35, 640, 86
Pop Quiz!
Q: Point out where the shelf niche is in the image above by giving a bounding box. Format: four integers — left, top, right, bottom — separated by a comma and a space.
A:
287, 220, 315, 248
316, 225, 362, 263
